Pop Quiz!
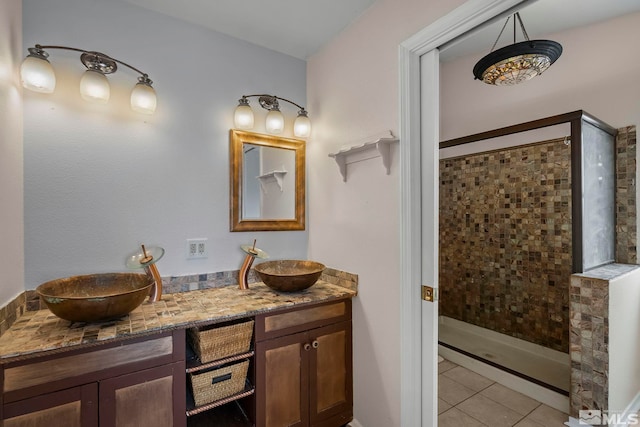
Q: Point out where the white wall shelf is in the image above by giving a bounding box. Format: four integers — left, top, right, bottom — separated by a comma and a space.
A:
257, 169, 287, 192
328, 131, 399, 182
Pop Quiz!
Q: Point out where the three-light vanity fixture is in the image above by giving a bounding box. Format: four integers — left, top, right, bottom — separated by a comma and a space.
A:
20, 44, 157, 114
234, 94, 311, 138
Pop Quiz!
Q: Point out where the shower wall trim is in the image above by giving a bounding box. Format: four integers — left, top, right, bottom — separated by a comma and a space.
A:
441, 110, 618, 274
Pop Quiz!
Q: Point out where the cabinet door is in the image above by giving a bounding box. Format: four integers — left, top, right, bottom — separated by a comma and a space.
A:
309, 321, 353, 427
255, 331, 309, 427
99, 361, 186, 427
3, 383, 98, 427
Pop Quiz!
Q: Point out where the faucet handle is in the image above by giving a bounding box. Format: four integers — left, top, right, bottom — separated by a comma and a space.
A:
240, 244, 269, 259
126, 245, 165, 269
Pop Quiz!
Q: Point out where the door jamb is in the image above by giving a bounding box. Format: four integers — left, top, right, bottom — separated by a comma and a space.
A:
398, 1, 532, 425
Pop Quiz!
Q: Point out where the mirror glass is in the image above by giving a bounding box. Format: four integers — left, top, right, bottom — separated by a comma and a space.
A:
242, 144, 296, 220
230, 130, 305, 231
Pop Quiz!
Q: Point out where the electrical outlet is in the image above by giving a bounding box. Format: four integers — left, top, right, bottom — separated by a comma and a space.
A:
186, 238, 207, 259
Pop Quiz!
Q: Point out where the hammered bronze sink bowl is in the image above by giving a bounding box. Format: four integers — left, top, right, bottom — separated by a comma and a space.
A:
254, 260, 325, 292
36, 273, 154, 323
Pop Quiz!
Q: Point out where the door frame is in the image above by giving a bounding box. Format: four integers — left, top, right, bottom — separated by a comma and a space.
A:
398, 0, 533, 425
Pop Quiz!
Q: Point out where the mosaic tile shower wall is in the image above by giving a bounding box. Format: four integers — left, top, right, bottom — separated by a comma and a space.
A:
615, 126, 637, 264
569, 272, 610, 417
439, 138, 572, 353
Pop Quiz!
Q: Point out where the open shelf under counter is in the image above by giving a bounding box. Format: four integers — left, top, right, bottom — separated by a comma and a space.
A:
328, 130, 399, 182
185, 339, 255, 419
186, 345, 255, 374
186, 380, 255, 417
187, 401, 253, 427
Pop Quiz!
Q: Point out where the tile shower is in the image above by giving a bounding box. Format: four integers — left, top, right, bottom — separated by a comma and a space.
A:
438, 123, 637, 407
440, 138, 572, 353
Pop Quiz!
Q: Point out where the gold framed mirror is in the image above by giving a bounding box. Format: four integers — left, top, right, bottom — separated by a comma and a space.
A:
230, 130, 305, 231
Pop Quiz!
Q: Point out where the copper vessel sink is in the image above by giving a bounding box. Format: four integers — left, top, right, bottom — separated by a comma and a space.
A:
254, 260, 325, 292
36, 273, 153, 323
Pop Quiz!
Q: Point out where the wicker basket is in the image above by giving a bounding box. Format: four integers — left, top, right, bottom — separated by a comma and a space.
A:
190, 360, 249, 407
188, 320, 254, 363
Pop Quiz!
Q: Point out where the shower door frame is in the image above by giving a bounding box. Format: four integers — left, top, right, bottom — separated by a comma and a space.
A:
440, 110, 618, 274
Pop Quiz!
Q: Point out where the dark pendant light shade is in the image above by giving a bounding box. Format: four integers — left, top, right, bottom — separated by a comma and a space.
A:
473, 13, 563, 86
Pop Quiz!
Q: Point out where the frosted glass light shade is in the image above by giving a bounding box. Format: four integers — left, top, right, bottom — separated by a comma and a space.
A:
293, 114, 311, 138
130, 82, 157, 114
80, 70, 110, 103
20, 56, 56, 93
234, 104, 254, 129
265, 109, 284, 134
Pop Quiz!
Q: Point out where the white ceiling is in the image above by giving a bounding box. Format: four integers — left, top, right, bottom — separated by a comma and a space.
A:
441, 0, 640, 61
121, 0, 640, 61
121, 0, 378, 60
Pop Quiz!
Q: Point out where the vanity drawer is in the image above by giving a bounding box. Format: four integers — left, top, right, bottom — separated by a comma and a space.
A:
2, 329, 184, 403
255, 298, 351, 341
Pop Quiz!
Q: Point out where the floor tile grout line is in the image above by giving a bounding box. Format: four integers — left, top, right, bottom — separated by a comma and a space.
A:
478, 386, 544, 419
439, 406, 491, 426
453, 391, 523, 427
438, 358, 569, 426
443, 377, 545, 427
439, 371, 496, 394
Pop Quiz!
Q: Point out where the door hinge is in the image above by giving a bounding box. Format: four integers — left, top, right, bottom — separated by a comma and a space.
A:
421, 285, 437, 302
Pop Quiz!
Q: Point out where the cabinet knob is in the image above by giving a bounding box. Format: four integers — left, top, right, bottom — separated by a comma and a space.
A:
312, 340, 319, 349
304, 343, 311, 351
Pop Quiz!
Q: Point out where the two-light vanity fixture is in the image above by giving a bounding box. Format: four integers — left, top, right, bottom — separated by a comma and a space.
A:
20, 44, 157, 114
234, 94, 311, 138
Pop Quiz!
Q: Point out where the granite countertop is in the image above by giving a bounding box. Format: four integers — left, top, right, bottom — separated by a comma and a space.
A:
0, 281, 356, 361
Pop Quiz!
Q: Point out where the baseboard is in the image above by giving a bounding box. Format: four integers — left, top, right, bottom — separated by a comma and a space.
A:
565, 391, 640, 426
347, 418, 363, 427
565, 417, 580, 426
616, 391, 640, 427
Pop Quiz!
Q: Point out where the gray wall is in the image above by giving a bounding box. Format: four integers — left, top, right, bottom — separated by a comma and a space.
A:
23, 0, 308, 288
0, 0, 24, 306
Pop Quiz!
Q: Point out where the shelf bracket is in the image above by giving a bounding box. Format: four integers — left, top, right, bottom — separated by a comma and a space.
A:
257, 169, 287, 193
328, 131, 399, 182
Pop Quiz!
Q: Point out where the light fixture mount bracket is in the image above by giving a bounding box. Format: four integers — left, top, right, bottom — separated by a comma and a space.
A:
27, 46, 49, 60
80, 51, 118, 74
258, 95, 279, 111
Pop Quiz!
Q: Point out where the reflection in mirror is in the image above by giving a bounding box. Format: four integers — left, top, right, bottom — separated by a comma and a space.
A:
230, 130, 305, 231
242, 144, 296, 220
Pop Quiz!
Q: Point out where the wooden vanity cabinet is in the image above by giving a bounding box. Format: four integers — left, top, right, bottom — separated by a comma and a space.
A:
255, 299, 353, 427
2, 383, 98, 427
1, 329, 186, 427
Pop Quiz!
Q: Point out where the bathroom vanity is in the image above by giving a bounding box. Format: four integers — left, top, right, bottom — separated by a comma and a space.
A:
0, 281, 355, 427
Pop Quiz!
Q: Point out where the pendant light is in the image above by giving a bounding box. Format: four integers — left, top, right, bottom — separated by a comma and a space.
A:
473, 13, 562, 86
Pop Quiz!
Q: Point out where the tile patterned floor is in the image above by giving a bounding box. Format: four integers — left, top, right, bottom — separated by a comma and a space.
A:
438, 359, 568, 427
